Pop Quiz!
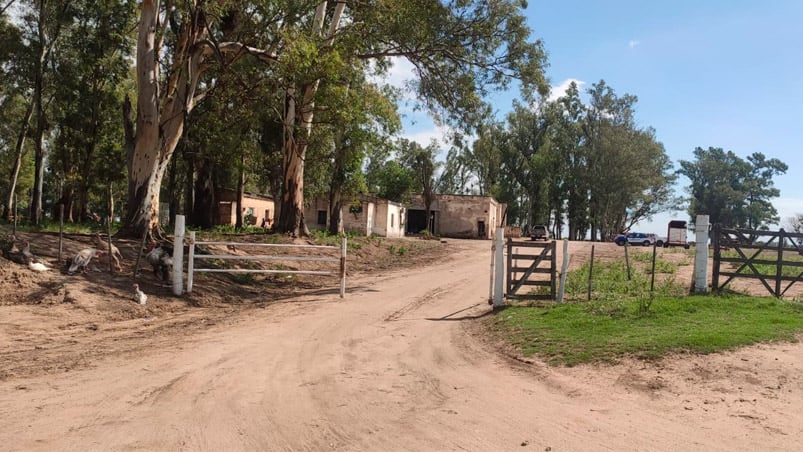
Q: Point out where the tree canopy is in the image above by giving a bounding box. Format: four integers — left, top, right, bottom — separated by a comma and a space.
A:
678, 147, 787, 228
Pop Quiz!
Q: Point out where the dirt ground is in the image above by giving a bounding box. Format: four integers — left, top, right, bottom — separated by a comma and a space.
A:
1, 232, 802, 451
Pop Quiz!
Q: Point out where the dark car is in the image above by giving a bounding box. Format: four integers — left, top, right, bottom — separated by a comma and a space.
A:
529, 225, 549, 241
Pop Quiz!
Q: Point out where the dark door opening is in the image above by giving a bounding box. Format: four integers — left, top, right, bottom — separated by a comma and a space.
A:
406, 209, 428, 234
478, 220, 486, 238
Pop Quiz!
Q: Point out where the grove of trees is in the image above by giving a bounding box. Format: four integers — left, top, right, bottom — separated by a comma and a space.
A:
0, 1, 789, 241
678, 147, 788, 229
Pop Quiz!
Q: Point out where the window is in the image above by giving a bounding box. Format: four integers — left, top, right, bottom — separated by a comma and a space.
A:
317, 210, 327, 225
391, 214, 394, 228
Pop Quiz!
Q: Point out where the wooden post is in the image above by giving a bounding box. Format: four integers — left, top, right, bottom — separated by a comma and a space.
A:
106, 186, 114, 273
624, 244, 631, 281
58, 204, 64, 263
12, 194, 17, 236
493, 228, 504, 308
172, 215, 185, 296
776, 228, 784, 298
711, 223, 720, 292
550, 240, 557, 300
339, 236, 347, 298
187, 231, 196, 294
587, 245, 595, 301
650, 241, 657, 293
505, 237, 512, 297
557, 239, 569, 303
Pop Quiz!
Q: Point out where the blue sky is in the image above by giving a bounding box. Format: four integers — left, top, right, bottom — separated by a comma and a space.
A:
394, 0, 803, 235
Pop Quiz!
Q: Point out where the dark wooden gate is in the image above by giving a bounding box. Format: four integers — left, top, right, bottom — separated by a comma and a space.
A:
712, 225, 803, 298
506, 238, 556, 300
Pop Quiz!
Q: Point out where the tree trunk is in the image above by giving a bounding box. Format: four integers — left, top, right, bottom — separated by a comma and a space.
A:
119, 0, 206, 238
276, 1, 344, 237
183, 150, 195, 219
30, 67, 46, 225
236, 152, 245, 229
3, 101, 34, 221
191, 159, 216, 229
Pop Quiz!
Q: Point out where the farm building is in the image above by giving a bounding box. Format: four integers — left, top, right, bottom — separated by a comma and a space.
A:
216, 190, 275, 228
406, 194, 505, 239
305, 195, 405, 237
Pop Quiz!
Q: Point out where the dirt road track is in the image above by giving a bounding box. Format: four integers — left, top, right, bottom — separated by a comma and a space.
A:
1, 239, 802, 451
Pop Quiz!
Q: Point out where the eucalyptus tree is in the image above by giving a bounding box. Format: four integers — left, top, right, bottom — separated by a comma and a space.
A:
317, 76, 400, 235
47, 0, 136, 222
466, 121, 505, 197
15, 0, 76, 224
0, 12, 35, 219
124, 0, 547, 238
678, 147, 787, 228
498, 101, 551, 228
548, 82, 586, 239
398, 138, 439, 233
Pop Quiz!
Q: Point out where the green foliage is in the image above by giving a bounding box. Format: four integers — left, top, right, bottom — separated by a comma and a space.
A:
564, 256, 685, 308
491, 295, 803, 366
678, 147, 788, 228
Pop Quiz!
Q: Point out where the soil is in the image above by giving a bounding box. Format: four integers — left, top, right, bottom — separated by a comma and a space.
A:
1, 231, 802, 451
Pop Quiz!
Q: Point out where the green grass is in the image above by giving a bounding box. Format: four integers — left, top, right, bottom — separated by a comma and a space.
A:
2, 219, 111, 235
563, 259, 686, 303
490, 294, 803, 366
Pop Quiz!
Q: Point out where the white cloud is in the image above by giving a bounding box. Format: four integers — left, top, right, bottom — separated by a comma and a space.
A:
402, 123, 453, 148
546, 78, 585, 103
773, 197, 803, 228
628, 39, 640, 49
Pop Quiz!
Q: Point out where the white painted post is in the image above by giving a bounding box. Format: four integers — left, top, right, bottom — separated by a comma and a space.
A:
172, 215, 185, 296
187, 231, 196, 294
340, 236, 347, 298
493, 227, 505, 308
694, 214, 710, 294
488, 241, 496, 304
557, 239, 570, 303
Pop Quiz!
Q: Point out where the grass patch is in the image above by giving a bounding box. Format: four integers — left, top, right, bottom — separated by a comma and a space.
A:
490, 294, 803, 366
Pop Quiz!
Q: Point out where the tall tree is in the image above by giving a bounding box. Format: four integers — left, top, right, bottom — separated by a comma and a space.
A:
679, 147, 787, 228
20, 0, 75, 224
121, 0, 547, 237
399, 139, 439, 233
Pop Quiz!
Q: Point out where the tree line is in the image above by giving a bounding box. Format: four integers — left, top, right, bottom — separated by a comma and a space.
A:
0, 1, 788, 240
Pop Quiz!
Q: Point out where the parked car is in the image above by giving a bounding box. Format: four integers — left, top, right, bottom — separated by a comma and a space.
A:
529, 224, 549, 241
614, 232, 655, 246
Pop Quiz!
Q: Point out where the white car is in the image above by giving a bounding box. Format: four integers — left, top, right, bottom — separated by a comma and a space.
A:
614, 232, 656, 246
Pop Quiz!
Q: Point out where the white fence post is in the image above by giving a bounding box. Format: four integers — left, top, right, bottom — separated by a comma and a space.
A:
493, 227, 505, 308
488, 240, 496, 304
172, 215, 185, 296
340, 236, 347, 298
694, 214, 710, 294
557, 239, 570, 303
187, 231, 196, 294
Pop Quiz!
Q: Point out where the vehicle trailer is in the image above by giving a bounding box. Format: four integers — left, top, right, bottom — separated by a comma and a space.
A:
665, 220, 690, 249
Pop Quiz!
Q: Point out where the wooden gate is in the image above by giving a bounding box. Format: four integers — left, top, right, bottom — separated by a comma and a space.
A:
506, 238, 556, 300
712, 225, 803, 298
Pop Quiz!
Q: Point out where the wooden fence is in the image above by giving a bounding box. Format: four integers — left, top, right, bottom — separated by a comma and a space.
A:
187, 231, 347, 298
712, 225, 803, 298
506, 238, 556, 300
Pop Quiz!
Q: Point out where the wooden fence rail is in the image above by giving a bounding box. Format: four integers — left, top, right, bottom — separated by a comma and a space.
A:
712, 225, 803, 298
187, 231, 347, 298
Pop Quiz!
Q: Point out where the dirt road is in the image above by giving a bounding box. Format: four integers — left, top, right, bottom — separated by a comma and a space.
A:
1, 239, 802, 451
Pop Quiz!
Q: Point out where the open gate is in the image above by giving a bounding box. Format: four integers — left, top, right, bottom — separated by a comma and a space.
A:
712, 225, 803, 298
506, 238, 556, 300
